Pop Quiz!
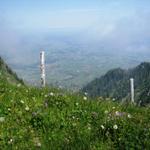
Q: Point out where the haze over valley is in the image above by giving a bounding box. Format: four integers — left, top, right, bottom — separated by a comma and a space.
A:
1, 0, 150, 90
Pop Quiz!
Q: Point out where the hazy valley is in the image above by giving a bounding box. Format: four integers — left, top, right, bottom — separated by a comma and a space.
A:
2, 32, 150, 90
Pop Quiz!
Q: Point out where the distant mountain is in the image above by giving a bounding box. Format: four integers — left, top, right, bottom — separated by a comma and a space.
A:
0, 56, 24, 85
82, 62, 150, 106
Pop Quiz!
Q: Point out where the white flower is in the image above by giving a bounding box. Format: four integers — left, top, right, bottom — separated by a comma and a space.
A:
128, 114, 132, 118
49, 92, 54, 96
44, 94, 48, 98
113, 124, 118, 130
75, 102, 79, 106
112, 98, 116, 101
8, 108, 11, 111
25, 106, 29, 111
84, 92, 88, 96
8, 138, 13, 144
101, 125, 105, 129
17, 84, 21, 87
83, 96, 87, 100
20, 100, 24, 104
88, 126, 91, 130
104, 110, 108, 114
34, 137, 41, 147
37, 142, 41, 147
0, 117, 5, 122
115, 111, 120, 116
10, 139, 13, 142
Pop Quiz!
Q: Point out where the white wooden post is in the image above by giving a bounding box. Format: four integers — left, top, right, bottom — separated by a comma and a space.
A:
40, 51, 46, 87
130, 78, 134, 103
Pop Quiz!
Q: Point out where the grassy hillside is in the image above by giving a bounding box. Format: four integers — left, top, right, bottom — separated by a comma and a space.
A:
0, 57, 24, 85
0, 57, 150, 149
82, 62, 150, 106
0, 77, 150, 149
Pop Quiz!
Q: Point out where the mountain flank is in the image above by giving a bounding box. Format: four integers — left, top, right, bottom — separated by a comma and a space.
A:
0, 56, 24, 85
82, 62, 150, 106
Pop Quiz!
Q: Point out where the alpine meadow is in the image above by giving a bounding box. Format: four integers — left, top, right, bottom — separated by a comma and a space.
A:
0, 1, 150, 150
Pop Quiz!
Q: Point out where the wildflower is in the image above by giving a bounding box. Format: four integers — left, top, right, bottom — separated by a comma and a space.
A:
114, 111, 126, 117
104, 110, 108, 114
33, 137, 41, 147
8, 108, 11, 111
17, 83, 21, 87
101, 125, 105, 129
83, 96, 87, 100
37, 142, 41, 147
112, 98, 116, 101
113, 124, 118, 130
75, 102, 79, 106
88, 126, 91, 130
25, 106, 29, 111
84, 92, 88, 96
128, 114, 132, 118
44, 94, 48, 98
8, 138, 13, 144
49, 92, 54, 96
115, 111, 120, 116
20, 100, 25, 104
0, 117, 5, 122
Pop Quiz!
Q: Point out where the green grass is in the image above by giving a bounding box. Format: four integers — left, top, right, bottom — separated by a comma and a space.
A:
0, 79, 150, 150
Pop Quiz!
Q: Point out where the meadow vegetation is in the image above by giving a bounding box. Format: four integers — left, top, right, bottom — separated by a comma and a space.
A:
0, 78, 150, 149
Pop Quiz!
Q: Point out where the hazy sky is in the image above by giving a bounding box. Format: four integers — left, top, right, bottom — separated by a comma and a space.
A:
0, 0, 150, 60
0, 0, 149, 30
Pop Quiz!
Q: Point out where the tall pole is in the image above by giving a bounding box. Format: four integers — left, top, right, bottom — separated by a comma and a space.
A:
40, 51, 46, 87
130, 78, 134, 103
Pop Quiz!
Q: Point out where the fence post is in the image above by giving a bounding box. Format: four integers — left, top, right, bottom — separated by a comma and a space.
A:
40, 51, 46, 87
130, 78, 134, 103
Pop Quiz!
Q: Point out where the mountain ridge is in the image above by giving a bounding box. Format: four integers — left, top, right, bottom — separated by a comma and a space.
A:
82, 62, 150, 106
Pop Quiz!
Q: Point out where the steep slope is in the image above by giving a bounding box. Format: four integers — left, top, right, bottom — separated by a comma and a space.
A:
82, 62, 150, 105
0, 79, 150, 149
0, 56, 24, 85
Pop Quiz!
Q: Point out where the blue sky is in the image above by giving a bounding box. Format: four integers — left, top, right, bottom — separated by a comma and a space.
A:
0, 0, 150, 30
